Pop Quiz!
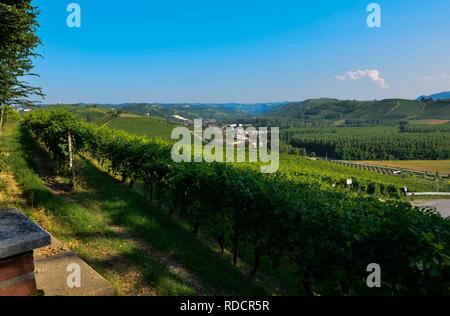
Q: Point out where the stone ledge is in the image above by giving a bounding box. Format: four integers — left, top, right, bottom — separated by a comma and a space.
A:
0, 208, 51, 260
35, 236, 115, 296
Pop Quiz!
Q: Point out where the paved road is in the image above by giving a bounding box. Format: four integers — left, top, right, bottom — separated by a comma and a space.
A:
412, 200, 450, 218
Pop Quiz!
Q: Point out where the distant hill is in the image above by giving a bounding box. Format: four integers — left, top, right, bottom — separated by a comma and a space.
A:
263, 98, 450, 125
120, 102, 285, 122
58, 102, 286, 123
46, 98, 450, 126
417, 91, 450, 101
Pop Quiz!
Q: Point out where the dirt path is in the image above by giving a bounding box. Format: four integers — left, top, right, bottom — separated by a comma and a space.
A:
101, 118, 114, 127
109, 225, 215, 296
31, 155, 72, 195
420, 102, 426, 114
386, 101, 400, 115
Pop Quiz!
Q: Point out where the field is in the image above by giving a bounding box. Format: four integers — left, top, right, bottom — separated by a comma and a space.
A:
412, 119, 450, 125
104, 116, 180, 140
360, 160, 450, 175
69, 106, 182, 141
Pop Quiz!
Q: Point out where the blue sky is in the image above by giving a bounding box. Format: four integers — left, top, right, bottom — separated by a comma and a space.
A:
31, 0, 450, 103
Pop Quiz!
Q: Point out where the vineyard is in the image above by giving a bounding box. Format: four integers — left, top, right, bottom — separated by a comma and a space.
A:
69, 106, 444, 196
360, 160, 450, 176
21, 109, 450, 295
281, 125, 450, 160
277, 155, 447, 196
330, 160, 450, 179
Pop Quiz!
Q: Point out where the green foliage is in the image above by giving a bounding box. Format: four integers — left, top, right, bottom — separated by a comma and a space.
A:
23, 109, 450, 295
0, 105, 20, 134
276, 155, 437, 196
280, 125, 450, 160
0, 0, 43, 106
262, 98, 450, 126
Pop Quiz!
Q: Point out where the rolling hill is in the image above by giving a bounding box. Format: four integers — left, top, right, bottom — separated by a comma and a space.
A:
263, 98, 450, 125
57, 102, 285, 123
67, 106, 182, 140
46, 98, 450, 128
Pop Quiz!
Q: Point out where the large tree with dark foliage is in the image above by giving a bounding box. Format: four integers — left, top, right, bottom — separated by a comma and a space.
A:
0, 0, 42, 133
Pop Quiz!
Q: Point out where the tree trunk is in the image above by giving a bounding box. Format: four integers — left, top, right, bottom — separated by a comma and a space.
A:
0, 106, 4, 136
232, 235, 239, 266
217, 234, 225, 255
67, 131, 75, 186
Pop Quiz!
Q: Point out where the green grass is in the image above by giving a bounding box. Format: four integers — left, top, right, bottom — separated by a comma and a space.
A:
1, 123, 265, 296
68, 106, 182, 141
105, 116, 180, 141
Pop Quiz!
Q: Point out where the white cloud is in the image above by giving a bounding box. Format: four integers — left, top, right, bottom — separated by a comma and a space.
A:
421, 75, 435, 81
421, 73, 450, 81
335, 69, 389, 89
420, 73, 450, 89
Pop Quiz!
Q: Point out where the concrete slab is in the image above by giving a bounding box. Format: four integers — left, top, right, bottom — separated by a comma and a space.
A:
34, 236, 114, 296
0, 208, 51, 259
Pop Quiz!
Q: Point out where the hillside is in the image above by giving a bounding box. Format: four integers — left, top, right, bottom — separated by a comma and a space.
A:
59, 102, 285, 123
68, 106, 182, 140
264, 98, 450, 125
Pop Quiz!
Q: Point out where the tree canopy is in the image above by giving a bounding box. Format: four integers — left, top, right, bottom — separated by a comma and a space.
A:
0, 0, 42, 107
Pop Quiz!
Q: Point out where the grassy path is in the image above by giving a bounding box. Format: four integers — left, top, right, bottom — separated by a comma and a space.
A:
1, 123, 266, 296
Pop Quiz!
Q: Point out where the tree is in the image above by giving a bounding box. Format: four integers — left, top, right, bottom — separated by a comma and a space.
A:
0, 105, 19, 131
0, 0, 43, 134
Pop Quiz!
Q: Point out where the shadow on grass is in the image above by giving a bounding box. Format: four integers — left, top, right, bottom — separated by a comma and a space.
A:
72, 158, 266, 295
13, 124, 267, 296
